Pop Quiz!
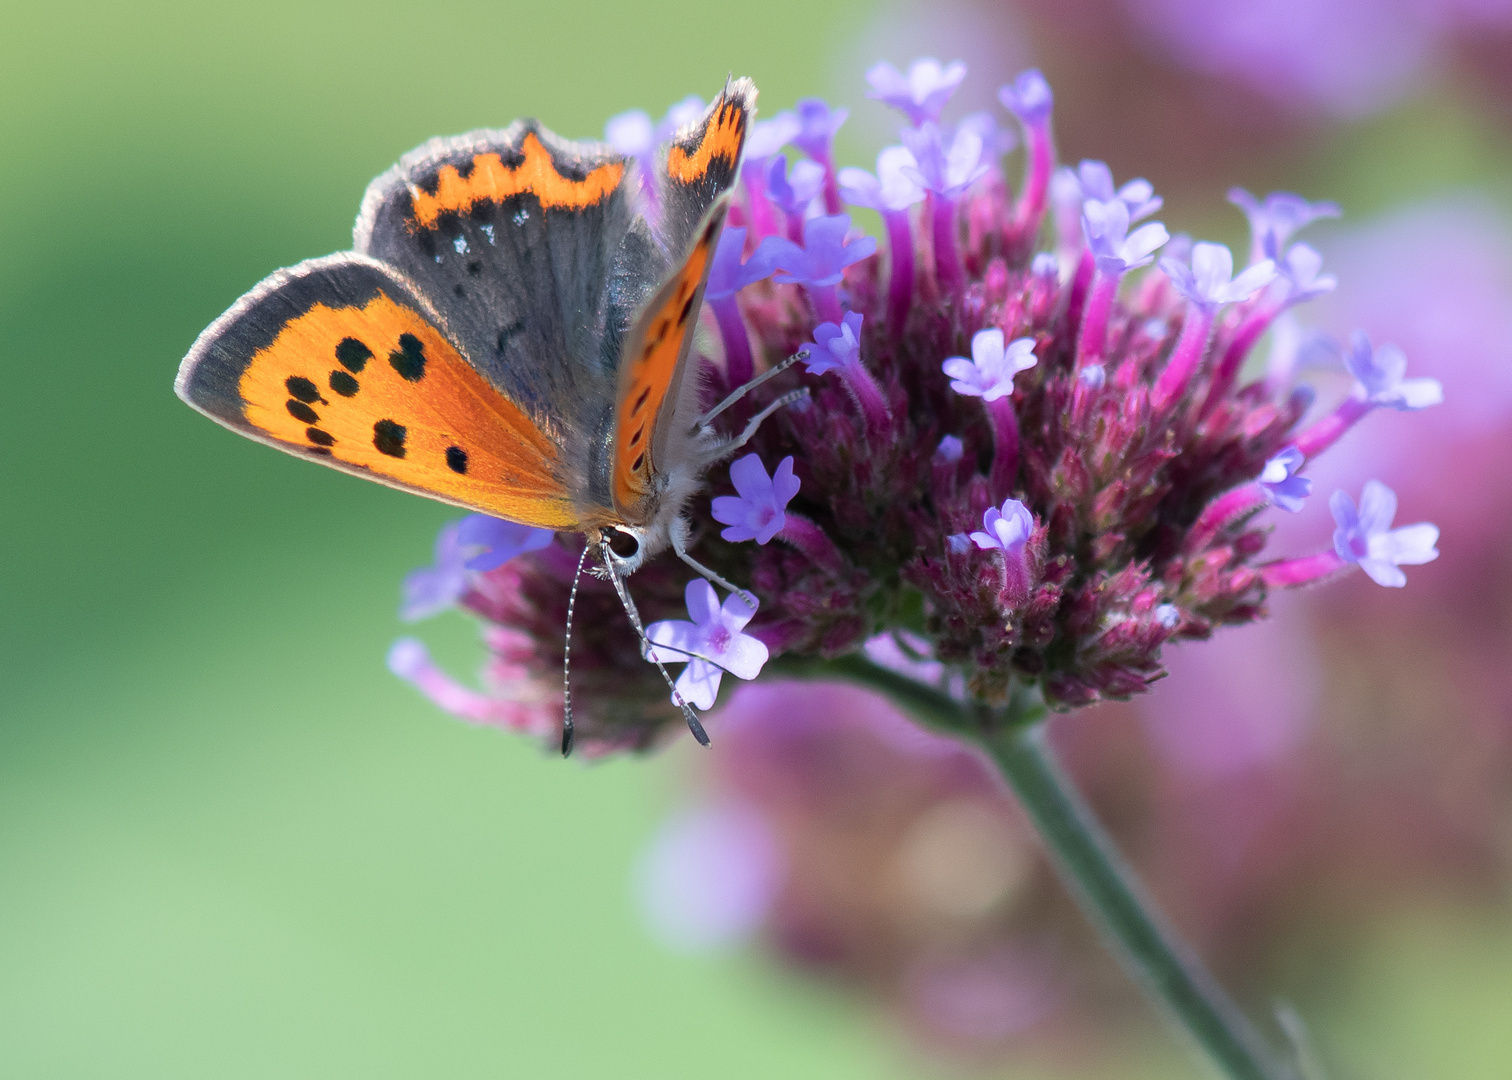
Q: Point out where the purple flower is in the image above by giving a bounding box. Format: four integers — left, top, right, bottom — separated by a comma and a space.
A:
970, 498, 1034, 555
456, 515, 554, 572
400, 516, 552, 620
1344, 331, 1443, 410
603, 109, 654, 158
706, 226, 776, 301
900, 123, 989, 199
745, 110, 802, 161
935, 435, 965, 463
1076, 160, 1162, 222
998, 68, 1053, 126
865, 58, 967, 127
1258, 447, 1312, 512
1228, 188, 1341, 262
800, 311, 864, 376
1160, 242, 1277, 312
1330, 481, 1439, 587
710, 454, 801, 544
636, 803, 782, 952
956, 110, 1018, 158
1078, 364, 1107, 389
766, 155, 825, 218
646, 581, 771, 709
1082, 198, 1169, 274
792, 98, 848, 160
838, 146, 926, 212
1274, 242, 1337, 304
942, 329, 1037, 402
760, 214, 877, 287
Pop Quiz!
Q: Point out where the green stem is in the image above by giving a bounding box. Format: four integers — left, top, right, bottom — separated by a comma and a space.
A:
779, 654, 1296, 1080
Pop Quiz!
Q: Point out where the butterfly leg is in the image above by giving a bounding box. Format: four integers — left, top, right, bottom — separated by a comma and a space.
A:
692, 350, 809, 433
670, 517, 758, 611
711, 386, 810, 460
600, 538, 712, 747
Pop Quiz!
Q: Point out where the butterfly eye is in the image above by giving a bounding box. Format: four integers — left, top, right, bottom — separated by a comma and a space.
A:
603, 527, 640, 561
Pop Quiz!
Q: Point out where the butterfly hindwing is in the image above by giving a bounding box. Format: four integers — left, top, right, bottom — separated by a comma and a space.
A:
355, 121, 668, 499
176, 253, 578, 528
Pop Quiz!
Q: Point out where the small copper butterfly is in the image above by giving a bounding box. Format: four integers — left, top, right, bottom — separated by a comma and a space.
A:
177, 78, 785, 752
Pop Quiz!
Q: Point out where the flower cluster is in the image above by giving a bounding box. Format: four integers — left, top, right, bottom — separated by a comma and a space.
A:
389, 61, 1440, 752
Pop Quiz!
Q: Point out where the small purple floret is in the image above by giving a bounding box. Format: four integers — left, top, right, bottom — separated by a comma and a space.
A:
1258, 447, 1312, 512
865, 57, 968, 127
710, 454, 801, 545
900, 123, 989, 199
1344, 331, 1443, 410
1083, 198, 1169, 274
1076, 160, 1162, 221
766, 155, 826, 218
942, 328, 1037, 401
792, 98, 848, 159
760, 214, 877, 287
401, 516, 552, 620
1160, 242, 1277, 312
1228, 188, 1341, 262
970, 498, 1034, 555
838, 147, 926, 212
801, 311, 864, 376
1275, 242, 1338, 305
707, 226, 776, 301
646, 581, 771, 709
1330, 480, 1439, 588
998, 69, 1053, 126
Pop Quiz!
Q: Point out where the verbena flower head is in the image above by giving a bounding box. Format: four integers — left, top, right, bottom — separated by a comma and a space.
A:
390, 62, 1443, 749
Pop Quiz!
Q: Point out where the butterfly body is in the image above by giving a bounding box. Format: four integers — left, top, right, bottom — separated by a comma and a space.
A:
177, 80, 757, 579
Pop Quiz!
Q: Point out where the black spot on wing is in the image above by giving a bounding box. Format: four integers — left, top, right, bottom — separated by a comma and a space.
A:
285, 376, 322, 403
374, 419, 407, 458
286, 400, 319, 424
677, 292, 696, 326
446, 446, 468, 474
306, 427, 335, 446
335, 338, 371, 372
329, 370, 359, 397
389, 334, 427, 381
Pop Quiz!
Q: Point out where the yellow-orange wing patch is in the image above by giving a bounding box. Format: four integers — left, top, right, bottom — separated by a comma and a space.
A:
611, 205, 727, 512
406, 133, 624, 228
178, 255, 579, 529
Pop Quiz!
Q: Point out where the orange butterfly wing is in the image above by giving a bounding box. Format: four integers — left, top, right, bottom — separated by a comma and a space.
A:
177, 254, 579, 529
611, 204, 727, 512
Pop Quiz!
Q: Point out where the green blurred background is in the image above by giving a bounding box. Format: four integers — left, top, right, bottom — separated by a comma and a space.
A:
2, 1, 1510, 1077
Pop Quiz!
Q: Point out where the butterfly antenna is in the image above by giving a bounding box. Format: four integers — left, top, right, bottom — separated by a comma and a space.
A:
560, 542, 593, 758
694, 349, 808, 433
599, 538, 711, 747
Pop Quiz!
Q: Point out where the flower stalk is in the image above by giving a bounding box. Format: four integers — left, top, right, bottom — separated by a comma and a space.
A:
780, 653, 1297, 1080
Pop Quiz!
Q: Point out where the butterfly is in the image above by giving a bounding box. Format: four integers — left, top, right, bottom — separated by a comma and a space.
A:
176, 77, 799, 753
